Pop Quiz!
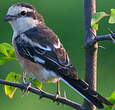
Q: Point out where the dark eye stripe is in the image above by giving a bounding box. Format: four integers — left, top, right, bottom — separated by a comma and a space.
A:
26, 12, 44, 22
26, 12, 36, 19
17, 11, 36, 19
17, 11, 44, 23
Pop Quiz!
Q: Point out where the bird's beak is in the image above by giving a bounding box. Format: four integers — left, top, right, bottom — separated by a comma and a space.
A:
4, 15, 16, 22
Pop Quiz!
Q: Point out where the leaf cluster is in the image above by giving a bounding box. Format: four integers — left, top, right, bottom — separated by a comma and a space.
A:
91, 9, 115, 30
0, 43, 42, 98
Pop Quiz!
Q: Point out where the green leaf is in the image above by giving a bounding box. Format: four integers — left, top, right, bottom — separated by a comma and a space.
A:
0, 43, 16, 65
33, 80, 42, 89
4, 72, 21, 98
103, 91, 115, 110
0, 43, 15, 57
108, 91, 115, 104
91, 12, 108, 26
109, 9, 115, 24
92, 23, 98, 30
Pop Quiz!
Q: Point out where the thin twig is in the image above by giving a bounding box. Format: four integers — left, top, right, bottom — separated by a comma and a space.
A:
0, 79, 84, 110
86, 33, 115, 47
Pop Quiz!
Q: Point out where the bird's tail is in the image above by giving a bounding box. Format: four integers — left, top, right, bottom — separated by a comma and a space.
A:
61, 76, 113, 109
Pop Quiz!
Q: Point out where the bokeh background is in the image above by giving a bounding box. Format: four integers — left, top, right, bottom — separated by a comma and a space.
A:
0, 0, 115, 110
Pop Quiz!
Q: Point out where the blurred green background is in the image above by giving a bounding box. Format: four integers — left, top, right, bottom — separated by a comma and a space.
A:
0, 0, 115, 110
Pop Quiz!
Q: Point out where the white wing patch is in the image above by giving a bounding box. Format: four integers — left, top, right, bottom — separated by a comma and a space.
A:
20, 34, 52, 51
36, 43, 51, 51
34, 56, 45, 64
54, 38, 61, 48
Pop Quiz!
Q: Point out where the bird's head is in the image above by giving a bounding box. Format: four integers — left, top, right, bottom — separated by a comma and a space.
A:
5, 3, 44, 34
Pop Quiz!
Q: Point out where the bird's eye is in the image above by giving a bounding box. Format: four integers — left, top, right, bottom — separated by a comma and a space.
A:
20, 11, 27, 16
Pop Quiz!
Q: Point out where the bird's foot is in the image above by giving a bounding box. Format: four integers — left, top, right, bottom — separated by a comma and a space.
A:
55, 90, 61, 99
22, 82, 32, 95
53, 82, 61, 105
21, 72, 36, 95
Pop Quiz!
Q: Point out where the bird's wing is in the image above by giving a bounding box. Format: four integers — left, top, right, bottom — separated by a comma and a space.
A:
14, 26, 77, 78
14, 26, 113, 109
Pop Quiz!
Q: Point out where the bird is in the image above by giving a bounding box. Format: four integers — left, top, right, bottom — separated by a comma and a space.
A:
4, 3, 113, 109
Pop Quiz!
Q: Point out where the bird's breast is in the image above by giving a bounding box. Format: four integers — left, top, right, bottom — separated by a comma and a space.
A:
17, 53, 59, 82
13, 39, 59, 82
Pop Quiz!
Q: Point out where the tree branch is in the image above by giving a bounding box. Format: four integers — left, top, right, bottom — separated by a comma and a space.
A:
86, 33, 115, 47
83, 0, 97, 110
0, 79, 84, 110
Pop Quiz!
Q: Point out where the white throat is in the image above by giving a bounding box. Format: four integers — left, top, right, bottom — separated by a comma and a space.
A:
10, 17, 40, 38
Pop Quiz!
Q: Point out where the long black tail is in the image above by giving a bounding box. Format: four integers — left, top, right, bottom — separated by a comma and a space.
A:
61, 76, 113, 109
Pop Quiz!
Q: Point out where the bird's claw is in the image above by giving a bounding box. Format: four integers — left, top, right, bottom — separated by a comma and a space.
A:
22, 82, 31, 95
55, 92, 60, 99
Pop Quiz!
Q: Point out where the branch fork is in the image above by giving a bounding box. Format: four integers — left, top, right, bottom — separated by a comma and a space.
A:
85, 32, 115, 48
